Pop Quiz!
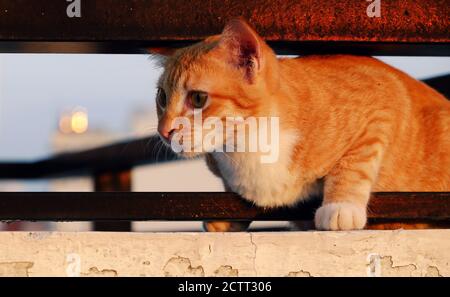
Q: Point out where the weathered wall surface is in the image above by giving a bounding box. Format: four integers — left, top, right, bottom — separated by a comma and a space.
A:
0, 230, 448, 277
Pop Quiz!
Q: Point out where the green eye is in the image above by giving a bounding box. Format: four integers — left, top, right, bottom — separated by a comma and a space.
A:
157, 88, 167, 108
190, 91, 208, 109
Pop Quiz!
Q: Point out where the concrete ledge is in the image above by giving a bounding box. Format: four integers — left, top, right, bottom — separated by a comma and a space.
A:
0, 230, 448, 277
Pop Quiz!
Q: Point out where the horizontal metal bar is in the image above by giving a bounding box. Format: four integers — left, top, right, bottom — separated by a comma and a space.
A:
0, 192, 448, 222
0, 135, 179, 179
423, 74, 450, 99
0, 42, 148, 54
0, 0, 448, 55
0, 41, 448, 56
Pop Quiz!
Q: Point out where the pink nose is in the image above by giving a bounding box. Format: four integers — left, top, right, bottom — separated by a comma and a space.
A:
158, 126, 176, 142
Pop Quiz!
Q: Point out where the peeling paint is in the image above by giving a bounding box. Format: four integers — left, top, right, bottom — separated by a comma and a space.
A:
287, 270, 312, 277
0, 231, 447, 276
0, 262, 34, 277
81, 267, 118, 277
380, 256, 417, 276
425, 266, 442, 277
214, 265, 239, 277
163, 256, 204, 277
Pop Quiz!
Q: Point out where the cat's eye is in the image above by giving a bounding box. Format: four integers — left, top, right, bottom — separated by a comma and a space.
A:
190, 91, 208, 109
156, 88, 167, 108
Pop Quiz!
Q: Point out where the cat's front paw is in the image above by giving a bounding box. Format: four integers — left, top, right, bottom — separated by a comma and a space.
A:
314, 202, 367, 231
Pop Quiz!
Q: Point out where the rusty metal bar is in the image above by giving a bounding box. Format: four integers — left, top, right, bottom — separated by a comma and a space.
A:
93, 169, 133, 231
0, 0, 448, 55
0, 192, 448, 222
0, 135, 179, 179
0, 42, 448, 56
423, 74, 450, 99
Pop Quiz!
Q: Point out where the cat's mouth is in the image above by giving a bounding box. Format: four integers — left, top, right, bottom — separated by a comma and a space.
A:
171, 145, 206, 159
158, 132, 206, 159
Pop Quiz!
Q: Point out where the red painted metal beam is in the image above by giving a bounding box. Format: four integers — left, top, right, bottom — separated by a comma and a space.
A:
0, 192, 449, 223
0, 0, 448, 55
0, 0, 447, 42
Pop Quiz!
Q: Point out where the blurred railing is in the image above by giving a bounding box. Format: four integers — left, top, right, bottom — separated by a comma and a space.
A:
0, 0, 449, 231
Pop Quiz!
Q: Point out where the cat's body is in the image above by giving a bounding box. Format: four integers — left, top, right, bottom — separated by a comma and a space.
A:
208, 55, 450, 200
154, 19, 450, 231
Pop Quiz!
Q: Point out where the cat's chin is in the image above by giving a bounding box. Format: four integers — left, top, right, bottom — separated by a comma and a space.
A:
176, 151, 206, 159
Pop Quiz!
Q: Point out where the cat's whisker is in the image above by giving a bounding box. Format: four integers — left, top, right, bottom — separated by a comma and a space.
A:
164, 143, 170, 161
152, 141, 161, 161
151, 139, 163, 161
155, 140, 166, 162
149, 139, 158, 159
147, 137, 160, 156
142, 126, 159, 133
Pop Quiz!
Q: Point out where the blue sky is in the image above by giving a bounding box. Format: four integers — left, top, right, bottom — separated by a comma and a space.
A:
0, 54, 161, 160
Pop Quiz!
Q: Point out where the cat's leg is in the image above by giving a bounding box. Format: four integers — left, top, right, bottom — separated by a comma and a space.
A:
203, 221, 251, 232
315, 132, 388, 230
203, 154, 252, 232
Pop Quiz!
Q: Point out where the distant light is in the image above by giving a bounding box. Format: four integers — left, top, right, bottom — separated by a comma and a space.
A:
58, 107, 89, 134
71, 110, 89, 134
58, 114, 72, 134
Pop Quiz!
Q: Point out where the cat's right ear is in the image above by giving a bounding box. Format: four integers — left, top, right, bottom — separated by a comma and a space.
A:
147, 47, 176, 68
147, 47, 177, 56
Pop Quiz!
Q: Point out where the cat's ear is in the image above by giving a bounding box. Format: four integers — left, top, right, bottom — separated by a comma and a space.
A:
219, 18, 263, 82
147, 47, 176, 68
147, 47, 177, 56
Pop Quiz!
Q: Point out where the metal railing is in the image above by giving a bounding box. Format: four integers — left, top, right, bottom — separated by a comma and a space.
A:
0, 0, 449, 231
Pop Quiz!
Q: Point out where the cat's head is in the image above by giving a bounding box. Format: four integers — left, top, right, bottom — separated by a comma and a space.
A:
153, 19, 279, 158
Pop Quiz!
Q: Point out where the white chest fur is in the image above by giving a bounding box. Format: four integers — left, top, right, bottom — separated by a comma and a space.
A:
212, 131, 306, 207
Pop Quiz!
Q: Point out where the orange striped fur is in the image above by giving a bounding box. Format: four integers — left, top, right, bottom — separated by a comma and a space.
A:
154, 19, 450, 231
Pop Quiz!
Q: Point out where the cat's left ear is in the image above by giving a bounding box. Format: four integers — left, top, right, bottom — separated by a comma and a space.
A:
219, 19, 264, 83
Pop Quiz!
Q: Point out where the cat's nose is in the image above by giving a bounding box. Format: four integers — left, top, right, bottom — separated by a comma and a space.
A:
158, 127, 176, 143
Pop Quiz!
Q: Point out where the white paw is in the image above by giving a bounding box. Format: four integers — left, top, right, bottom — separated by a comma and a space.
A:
314, 202, 367, 231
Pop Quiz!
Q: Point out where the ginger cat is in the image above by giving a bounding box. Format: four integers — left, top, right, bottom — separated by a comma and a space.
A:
154, 19, 450, 231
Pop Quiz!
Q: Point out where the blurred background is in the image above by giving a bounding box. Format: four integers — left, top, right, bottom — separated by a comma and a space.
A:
0, 54, 449, 231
